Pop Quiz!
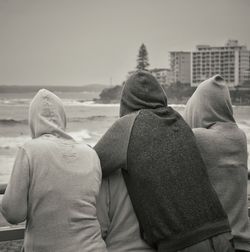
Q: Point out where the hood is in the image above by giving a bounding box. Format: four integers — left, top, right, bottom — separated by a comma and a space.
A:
120, 70, 168, 117
183, 75, 235, 128
29, 89, 72, 139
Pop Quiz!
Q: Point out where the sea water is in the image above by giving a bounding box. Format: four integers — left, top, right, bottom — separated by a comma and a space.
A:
0, 91, 250, 227
0, 92, 250, 185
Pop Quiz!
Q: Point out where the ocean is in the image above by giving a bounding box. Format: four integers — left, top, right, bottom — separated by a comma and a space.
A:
0, 91, 250, 227
0, 91, 250, 185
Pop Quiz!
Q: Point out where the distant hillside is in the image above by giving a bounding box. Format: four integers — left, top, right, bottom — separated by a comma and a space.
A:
94, 85, 122, 103
81, 84, 109, 92
95, 82, 250, 105
0, 84, 108, 93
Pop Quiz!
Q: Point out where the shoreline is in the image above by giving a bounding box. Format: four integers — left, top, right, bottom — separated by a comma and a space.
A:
93, 98, 250, 107
92, 100, 250, 108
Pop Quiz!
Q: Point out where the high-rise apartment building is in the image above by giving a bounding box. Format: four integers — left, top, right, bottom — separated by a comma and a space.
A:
170, 52, 191, 84
191, 40, 250, 87
150, 68, 172, 86
128, 68, 172, 86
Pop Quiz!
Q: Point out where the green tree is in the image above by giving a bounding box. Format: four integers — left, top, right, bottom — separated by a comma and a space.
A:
136, 43, 150, 70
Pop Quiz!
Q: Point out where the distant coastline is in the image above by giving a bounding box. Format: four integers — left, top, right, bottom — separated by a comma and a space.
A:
94, 84, 250, 106
0, 84, 108, 94
1, 84, 250, 106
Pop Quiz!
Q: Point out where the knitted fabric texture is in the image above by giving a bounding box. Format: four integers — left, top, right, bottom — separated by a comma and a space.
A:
123, 108, 230, 251
121, 71, 230, 251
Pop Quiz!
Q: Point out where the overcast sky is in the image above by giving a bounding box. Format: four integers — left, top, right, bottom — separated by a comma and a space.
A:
0, 0, 249, 86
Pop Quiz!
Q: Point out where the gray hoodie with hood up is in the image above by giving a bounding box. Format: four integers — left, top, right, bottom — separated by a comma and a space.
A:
184, 75, 250, 251
0, 89, 107, 252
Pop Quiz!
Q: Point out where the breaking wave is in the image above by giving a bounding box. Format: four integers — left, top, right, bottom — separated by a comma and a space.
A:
0, 129, 99, 150
0, 118, 28, 125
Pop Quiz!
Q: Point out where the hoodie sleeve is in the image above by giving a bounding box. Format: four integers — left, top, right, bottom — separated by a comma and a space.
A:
96, 177, 111, 240
0, 147, 30, 224
94, 112, 138, 177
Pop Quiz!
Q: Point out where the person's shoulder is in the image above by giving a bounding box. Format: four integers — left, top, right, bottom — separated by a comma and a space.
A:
21, 135, 74, 154
237, 126, 247, 139
193, 127, 210, 135
22, 137, 42, 150
22, 135, 56, 148
116, 112, 139, 124
232, 126, 247, 148
79, 142, 98, 157
108, 112, 139, 132
18, 137, 46, 160
192, 127, 212, 142
69, 140, 97, 158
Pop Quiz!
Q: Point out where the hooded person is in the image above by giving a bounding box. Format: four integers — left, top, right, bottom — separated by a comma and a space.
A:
184, 75, 250, 252
96, 170, 156, 252
95, 70, 234, 252
0, 89, 107, 252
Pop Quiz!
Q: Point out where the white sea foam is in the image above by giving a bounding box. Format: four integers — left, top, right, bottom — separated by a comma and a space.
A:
0, 99, 189, 108
0, 129, 97, 149
0, 135, 30, 149
69, 129, 92, 141
81, 101, 120, 107
169, 104, 186, 108
0, 156, 15, 183
238, 120, 250, 129
0, 98, 30, 106
0, 98, 120, 107
78, 102, 186, 108
63, 99, 89, 106
0, 98, 84, 106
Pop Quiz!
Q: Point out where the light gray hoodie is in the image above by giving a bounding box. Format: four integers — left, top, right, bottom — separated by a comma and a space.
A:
0, 89, 107, 252
184, 75, 250, 251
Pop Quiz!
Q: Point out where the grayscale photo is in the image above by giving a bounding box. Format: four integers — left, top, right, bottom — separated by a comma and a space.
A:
0, 0, 250, 251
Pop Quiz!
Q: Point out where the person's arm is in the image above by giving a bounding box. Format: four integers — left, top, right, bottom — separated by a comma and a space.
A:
0, 147, 30, 224
96, 177, 111, 240
94, 113, 137, 177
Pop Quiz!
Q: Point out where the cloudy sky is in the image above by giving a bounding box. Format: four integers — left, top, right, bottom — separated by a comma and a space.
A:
0, 0, 249, 86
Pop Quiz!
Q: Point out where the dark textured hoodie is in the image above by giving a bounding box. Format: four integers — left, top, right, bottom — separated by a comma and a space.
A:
95, 71, 230, 252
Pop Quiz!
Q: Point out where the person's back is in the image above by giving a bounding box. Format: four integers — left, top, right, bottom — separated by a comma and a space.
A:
1, 89, 106, 252
184, 75, 250, 252
95, 71, 234, 252
22, 137, 105, 251
97, 170, 156, 252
